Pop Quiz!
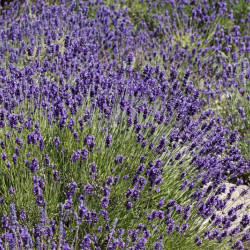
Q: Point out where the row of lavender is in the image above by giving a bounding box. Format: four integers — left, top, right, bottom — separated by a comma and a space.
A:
0, 0, 249, 249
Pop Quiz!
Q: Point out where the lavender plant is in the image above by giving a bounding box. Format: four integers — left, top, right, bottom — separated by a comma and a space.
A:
0, 0, 249, 249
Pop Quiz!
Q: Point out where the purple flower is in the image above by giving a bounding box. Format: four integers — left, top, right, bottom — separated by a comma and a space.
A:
53, 137, 61, 148
1, 152, 6, 161
241, 232, 250, 242
102, 186, 111, 197
240, 214, 249, 228
231, 240, 244, 250
28, 158, 39, 172
64, 198, 73, 210
154, 241, 164, 250
100, 209, 109, 222
105, 134, 112, 148
19, 210, 27, 220
157, 198, 165, 209
81, 147, 88, 160
53, 170, 61, 181
72, 150, 80, 163
9, 186, 14, 195
115, 155, 124, 165
2, 215, 9, 228
12, 154, 17, 165
3, 232, 16, 249
135, 238, 147, 249
84, 184, 93, 195
101, 197, 109, 208
125, 200, 133, 210
89, 162, 97, 179
81, 234, 92, 248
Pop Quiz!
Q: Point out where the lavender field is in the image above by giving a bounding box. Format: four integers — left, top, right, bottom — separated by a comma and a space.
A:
0, 0, 249, 249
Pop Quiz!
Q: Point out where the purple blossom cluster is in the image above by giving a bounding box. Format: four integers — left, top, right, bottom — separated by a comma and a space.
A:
0, 0, 249, 249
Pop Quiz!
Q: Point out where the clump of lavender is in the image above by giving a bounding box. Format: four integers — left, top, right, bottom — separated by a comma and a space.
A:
0, 0, 249, 249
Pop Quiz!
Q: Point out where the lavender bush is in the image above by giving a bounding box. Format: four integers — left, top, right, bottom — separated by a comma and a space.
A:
0, 0, 249, 249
